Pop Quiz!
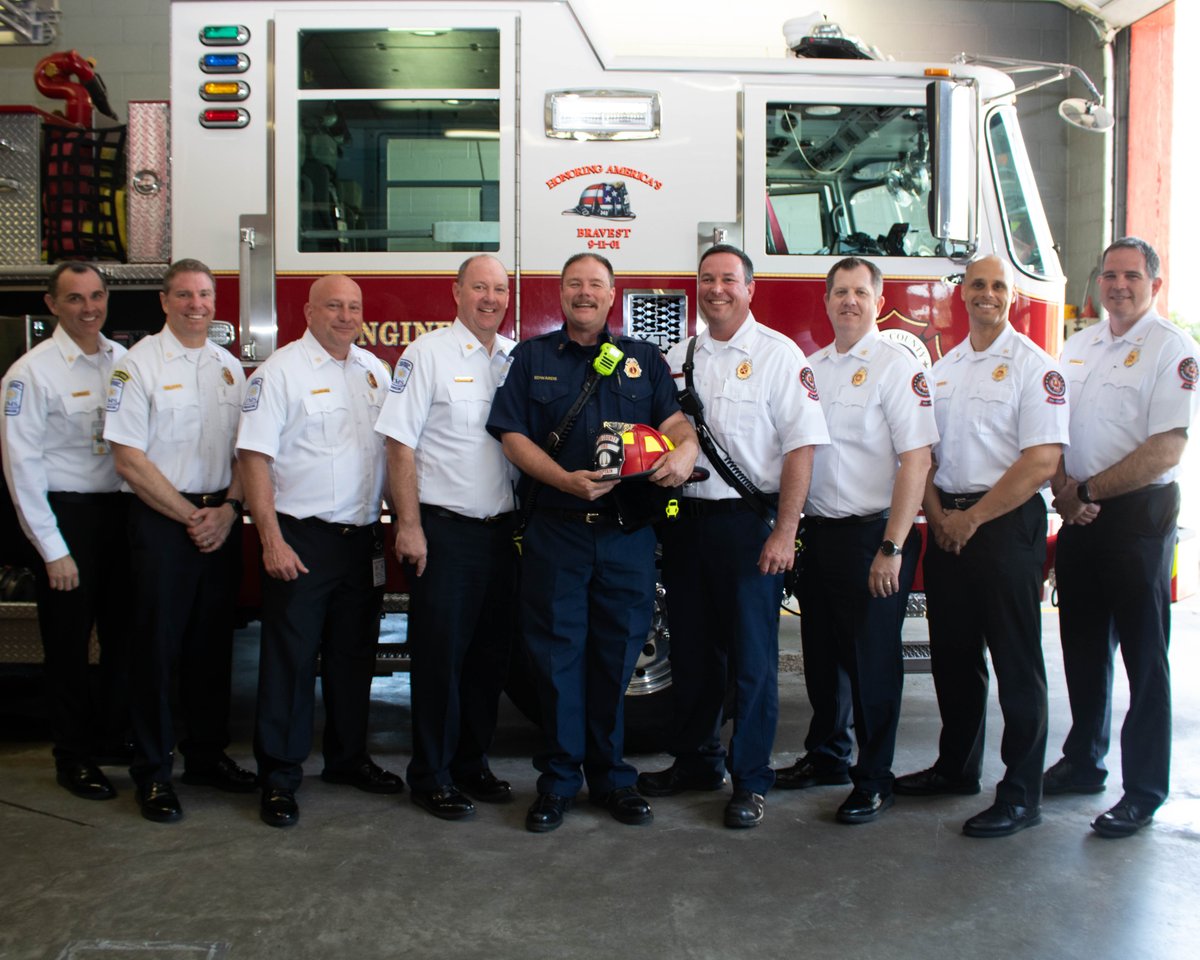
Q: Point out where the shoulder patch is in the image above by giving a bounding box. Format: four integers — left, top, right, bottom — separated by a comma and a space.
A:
1043, 370, 1067, 405
243, 375, 263, 412
1178, 357, 1198, 392
390, 357, 414, 395
4, 380, 24, 416
911, 371, 931, 407
106, 371, 129, 412
497, 354, 515, 389
799, 366, 820, 402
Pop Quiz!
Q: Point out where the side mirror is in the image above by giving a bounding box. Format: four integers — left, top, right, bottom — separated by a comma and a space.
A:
927, 79, 977, 256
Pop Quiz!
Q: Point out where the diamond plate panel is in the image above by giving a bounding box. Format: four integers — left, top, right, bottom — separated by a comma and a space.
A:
126, 101, 171, 263
0, 113, 42, 265
623, 290, 687, 352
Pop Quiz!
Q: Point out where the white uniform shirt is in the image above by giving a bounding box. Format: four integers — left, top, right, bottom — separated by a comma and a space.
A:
103, 326, 244, 493
2, 325, 126, 561
1061, 311, 1199, 485
373, 319, 516, 519
806, 328, 939, 518
930, 323, 1069, 493
666, 313, 829, 500
236, 329, 389, 526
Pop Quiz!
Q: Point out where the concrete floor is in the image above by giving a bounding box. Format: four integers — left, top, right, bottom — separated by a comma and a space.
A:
2, 599, 1199, 960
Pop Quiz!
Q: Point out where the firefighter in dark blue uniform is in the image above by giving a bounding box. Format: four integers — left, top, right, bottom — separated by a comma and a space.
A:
487, 253, 698, 833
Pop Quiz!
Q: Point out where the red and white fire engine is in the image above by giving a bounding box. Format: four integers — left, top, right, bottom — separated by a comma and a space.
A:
3, 1, 1092, 706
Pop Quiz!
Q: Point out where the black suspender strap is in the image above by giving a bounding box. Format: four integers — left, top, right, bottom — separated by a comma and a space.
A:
680, 336, 776, 529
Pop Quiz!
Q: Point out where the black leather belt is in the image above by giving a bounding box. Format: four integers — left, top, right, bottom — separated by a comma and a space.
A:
421, 505, 515, 526
538, 507, 620, 525
678, 498, 756, 517
804, 510, 889, 527
938, 490, 986, 510
182, 490, 228, 508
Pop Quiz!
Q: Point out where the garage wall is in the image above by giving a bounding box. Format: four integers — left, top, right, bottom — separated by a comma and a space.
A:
1, 0, 1094, 299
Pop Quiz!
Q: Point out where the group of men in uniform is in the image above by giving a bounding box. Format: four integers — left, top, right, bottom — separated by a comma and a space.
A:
2, 236, 1192, 840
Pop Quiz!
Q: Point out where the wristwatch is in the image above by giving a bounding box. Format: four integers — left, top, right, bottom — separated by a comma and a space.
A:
879, 539, 901, 557
1076, 481, 1095, 505
224, 497, 245, 519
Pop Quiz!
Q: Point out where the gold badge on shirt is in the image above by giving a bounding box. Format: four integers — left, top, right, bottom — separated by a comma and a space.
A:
992, 363, 1008, 382
851, 367, 867, 387
367, 371, 378, 389
736, 359, 753, 380
1124, 349, 1140, 368
624, 357, 642, 379
222, 367, 235, 386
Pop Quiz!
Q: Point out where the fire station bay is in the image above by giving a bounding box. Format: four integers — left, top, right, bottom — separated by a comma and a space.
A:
0, 2, 1197, 959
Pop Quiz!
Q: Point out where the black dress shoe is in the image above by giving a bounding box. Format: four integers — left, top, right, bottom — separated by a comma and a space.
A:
260, 788, 299, 828
894, 766, 981, 796
962, 800, 1042, 838
137, 780, 183, 823
591, 786, 653, 825
412, 785, 476, 821
773, 756, 852, 790
181, 754, 258, 793
1091, 797, 1154, 838
835, 787, 894, 824
636, 766, 726, 797
454, 770, 512, 804
56, 761, 116, 800
525, 793, 572, 833
1043, 757, 1106, 796
321, 758, 404, 794
724, 789, 765, 829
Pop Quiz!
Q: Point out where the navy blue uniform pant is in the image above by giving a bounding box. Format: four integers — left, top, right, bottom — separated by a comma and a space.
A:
1055, 483, 1177, 810
255, 514, 382, 792
799, 519, 918, 794
660, 505, 782, 795
127, 496, 241, 785
406, 507, 516, 793
35, 492, 132, 763
923, 494, 1048, 806
520, 512, 655, 798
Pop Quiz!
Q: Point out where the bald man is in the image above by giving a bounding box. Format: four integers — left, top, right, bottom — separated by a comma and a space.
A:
894, 255, 1068, 838
238, 275, 402, 828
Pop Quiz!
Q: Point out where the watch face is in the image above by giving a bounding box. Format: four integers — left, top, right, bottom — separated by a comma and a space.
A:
880, 540, 899, 556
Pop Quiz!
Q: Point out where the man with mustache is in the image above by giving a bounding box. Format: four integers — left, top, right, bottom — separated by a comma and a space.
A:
487, 252, 698, 833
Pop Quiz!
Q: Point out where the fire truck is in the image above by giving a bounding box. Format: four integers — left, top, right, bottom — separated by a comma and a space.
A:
2, 0, 1076, 714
